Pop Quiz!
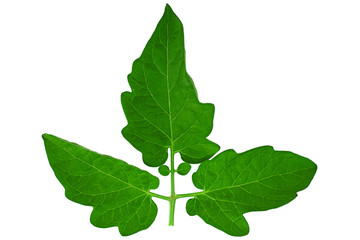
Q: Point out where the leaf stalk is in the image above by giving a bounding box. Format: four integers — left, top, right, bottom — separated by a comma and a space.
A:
169, 147, 176, 226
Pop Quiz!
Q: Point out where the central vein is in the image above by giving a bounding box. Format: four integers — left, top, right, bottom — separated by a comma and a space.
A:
165, 12, 177, 227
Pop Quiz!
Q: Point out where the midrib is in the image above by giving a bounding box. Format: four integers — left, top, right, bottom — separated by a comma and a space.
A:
166, 12, 173, 147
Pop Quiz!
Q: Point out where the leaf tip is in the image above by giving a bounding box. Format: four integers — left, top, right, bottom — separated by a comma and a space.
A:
164, 3, 177, 19
42, 133, 56, 143
165, 3, 172, 11
42, 133, 50, 140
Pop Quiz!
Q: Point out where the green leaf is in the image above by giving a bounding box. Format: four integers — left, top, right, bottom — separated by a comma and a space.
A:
121, 4, 220, 167
42, 4, 317, 237
158, 165, 170, 176
176, 162, 191, 175
186, 146, 317, 236
42, 134, 160, 236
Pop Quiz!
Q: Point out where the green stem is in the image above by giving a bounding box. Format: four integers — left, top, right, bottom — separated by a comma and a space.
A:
176, 191, 203, 199
169, 196, 175, 226
169, 147, 176, 226
149, 148, 203, 225
149, 192, 170, 201
150, 191, 203, 201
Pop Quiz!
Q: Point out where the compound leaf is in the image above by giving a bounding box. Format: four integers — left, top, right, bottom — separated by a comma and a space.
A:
42, 4, 317, 237
121, 4, 219, 167
186, 146, 317, 236
42, 134, 159, 236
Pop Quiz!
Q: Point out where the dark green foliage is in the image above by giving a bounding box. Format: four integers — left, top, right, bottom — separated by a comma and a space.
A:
121, 4, 219, 167
176, 163, 191, 175
159, 165, 171, 176
186, 146, 317, 236
42, 4, 317, 237
42, 134, 159, 236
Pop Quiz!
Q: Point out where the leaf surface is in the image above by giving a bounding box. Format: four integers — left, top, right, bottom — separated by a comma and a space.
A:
42, 134, 159, 236
158, 165, 170, 176
177, 162, 191, 175
186, 146, 317, 236
121, 4, 219, 167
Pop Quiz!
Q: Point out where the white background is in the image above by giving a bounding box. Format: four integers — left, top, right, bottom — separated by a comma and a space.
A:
1, 0, 359, 239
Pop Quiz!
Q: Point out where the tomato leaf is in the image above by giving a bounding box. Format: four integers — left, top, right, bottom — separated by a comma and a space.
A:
176, 162, 191, 175
159, 165, 171, 176
186, 146, 317, 236
42, 134, 159, 236
121, 4, 220, 167
42, 4, 317, 237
